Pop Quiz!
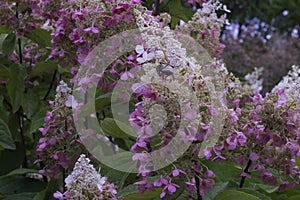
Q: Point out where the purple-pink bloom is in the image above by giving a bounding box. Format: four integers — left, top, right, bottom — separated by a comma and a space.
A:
161, 182, 180, 198
275, 89, 288, 108
239, 172, 252, 179
203, 170, 215, 178
83, 26, 100, 34
135, 180, 153, 193
236, 132, 247, 146
249, 152, 259, 161
185, 181, 196, 194
279, 181, 294, 192
171, 169, 186, 177
153, 177, 168, 187
199, 179, 215, 196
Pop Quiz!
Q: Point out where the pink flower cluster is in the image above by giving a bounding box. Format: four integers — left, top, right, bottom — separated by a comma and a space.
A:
35, 81, 83, 178
38, 0, 140, 66
185, 0, 208, 7
212, 87, 300, 190
177, 0, 228, 57
0, 0, 42, 36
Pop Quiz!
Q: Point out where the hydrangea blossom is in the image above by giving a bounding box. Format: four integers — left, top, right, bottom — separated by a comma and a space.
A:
177, 0, 229, 57
214, 80, 300, 190
128, 3, 230, 198
35, 81, 83, 178
53, 154, 119, 200
244, 67, 264, 94
38, 0, 140, 66
272, 65, 300, 105
26, 0, 299, 198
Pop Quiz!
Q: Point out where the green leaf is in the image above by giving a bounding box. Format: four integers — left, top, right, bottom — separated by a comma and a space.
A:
33, 190, 46, 200
215, 190, 260, 200
168, 0, 183, 29
25, 28, 52, 48
2, 192, 36, 200
0, 118, 15, 150
106, 169, 131, 188
0, 56, 13, 67
0, 143, 25, 176
203, 181, 232, 200
267, 184, 300, 200
202, 160, 241, 182
118, 184, 162, 200
57, 65, 72, 74
0, 26, 11, 34
95, 92, 112, 111
7, 113, 20, 140
287, 195, 300, 200
4, 168, 38, 177
6, 64, 26, 113
238, 188, 272, 200
101, 152, 138, 173
257, 183, 279, 193
0, 95, 3, 111
167, 0, 193, 29
21, 92, 40, 118
0, 67, 10, 78
170, 16, 180, 29
30, 105, 48, 134
295, 157, 300, 167
31, 60, 57, 77
38, 178, 59, 200
101, 118, 135, 139
0, 175, 46, 195
2, 33, 16, 57
181, 8, 195, 22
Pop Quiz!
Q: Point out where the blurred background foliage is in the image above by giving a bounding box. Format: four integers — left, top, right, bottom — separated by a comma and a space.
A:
221, 0, 300, 34
220, 0, 300, 93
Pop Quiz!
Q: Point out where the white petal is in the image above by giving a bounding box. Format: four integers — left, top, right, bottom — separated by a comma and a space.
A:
223, 5, 231, 13
135, 45, 144, 55
137, 57, 145, 63
146, 52, 155, 60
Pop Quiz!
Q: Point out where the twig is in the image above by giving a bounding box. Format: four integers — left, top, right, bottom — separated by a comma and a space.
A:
239, 159, 252, 188
18, 109, 28, 168
3, 98, 12, 110
15, 1, 23, 64
154, 0, 160, 16
15, 0, 28, 168
43, 70, 57, 101
62, 118, 68, 192
195, 175, 202, 200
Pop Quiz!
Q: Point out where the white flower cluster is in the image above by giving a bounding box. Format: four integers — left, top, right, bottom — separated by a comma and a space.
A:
244, 67, 264, 94
133, 8, 187, 67
64, 154, 117, 200
56, 80, 71, 93
187, 0, 228, 37
272, 65, 300, 103
53, 81, 73, 117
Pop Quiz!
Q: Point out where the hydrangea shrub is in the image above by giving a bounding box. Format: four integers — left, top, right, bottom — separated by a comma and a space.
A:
0, 0, 299, 200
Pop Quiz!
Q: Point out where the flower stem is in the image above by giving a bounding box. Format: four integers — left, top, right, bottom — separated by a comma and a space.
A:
15, 0, 28, 168
18, 109, 28, 168
43, 70, 57, 101
195, 175, 202, 200
239, 159, 252, 188
154, 0, 160, 16
63, 168, 66, 192
62, 118, 68, 192
16, 1, 23, 64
